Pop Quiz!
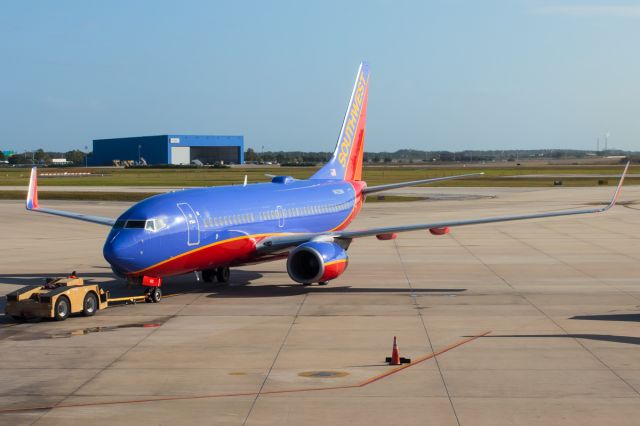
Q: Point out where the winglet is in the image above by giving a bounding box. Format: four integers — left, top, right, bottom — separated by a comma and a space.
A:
604, 161, 630, 211
26, 167, 39, 210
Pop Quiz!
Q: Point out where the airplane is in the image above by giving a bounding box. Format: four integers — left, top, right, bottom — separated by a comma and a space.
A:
26, 62, 629, 303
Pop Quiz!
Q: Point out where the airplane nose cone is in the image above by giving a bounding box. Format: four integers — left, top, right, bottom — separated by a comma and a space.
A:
103, 231, 141, 274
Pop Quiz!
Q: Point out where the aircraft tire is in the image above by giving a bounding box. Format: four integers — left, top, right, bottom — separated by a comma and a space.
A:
318, 281, 329, 286
54, 296, 70, 321
148, 287, 162, 303
216, 267, 230, 283
11, 315, 26, 322
82, 292, 98, 316
202, 269, 216, 283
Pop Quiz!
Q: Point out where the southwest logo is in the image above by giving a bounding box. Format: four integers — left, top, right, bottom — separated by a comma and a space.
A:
338, 71, 367, 168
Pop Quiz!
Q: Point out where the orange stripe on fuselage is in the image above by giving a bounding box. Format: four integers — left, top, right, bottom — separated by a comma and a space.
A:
132, 184, 366, 277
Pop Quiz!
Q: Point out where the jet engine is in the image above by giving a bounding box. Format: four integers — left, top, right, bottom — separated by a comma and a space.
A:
287, 241, 348, 284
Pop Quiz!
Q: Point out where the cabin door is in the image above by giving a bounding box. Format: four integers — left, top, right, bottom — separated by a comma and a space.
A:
277, 205, 285, 228
177, 202, 200, 246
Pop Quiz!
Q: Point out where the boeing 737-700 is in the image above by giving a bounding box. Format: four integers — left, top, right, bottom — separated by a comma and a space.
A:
26, 62, 628, 303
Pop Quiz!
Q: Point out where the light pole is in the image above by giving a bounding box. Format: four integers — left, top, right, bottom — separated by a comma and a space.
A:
84, 145, 88, 168
138, 145, 142, 164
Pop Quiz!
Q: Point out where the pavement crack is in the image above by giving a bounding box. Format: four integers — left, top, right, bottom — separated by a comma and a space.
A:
393, 240, 462, 426
242, 292, 308, 425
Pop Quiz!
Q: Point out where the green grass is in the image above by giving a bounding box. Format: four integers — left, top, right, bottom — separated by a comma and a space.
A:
0, 190, 160, 202
0, 164, 635, 189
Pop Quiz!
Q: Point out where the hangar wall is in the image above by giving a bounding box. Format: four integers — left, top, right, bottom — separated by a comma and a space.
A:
89, 135, 244, 166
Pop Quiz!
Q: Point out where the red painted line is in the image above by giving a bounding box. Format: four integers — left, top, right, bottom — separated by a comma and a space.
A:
0, 331, 490, 414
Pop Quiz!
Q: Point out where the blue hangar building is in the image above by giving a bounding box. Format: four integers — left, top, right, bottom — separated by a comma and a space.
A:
90, 135, 244, 166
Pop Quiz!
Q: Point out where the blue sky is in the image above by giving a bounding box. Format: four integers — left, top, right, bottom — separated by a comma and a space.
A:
1, 0, 639, 153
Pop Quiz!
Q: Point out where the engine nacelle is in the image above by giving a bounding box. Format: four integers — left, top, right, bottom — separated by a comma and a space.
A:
429, 227, 450, 236
287, 241, 348, 284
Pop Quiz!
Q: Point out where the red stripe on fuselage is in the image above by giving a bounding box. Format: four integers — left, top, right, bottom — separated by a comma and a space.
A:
131, 182, 367, 278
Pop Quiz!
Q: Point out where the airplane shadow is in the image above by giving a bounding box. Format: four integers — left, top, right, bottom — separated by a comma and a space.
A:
477, 334, 640, 346
0, 270, 466, 300
207, 282, 466, 298
570, 313, 640, 322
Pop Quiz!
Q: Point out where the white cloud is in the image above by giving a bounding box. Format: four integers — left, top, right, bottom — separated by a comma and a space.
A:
534, 4, 640, 17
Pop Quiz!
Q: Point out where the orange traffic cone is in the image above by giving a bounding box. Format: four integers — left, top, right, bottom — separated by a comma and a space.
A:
385, 336, 411, 365
385, 336, 401, 365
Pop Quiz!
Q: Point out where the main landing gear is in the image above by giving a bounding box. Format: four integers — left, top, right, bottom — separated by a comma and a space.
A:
202, 266, 230, 284
303, 281, 329, 286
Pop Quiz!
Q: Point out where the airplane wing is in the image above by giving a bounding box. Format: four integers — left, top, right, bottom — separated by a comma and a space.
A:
25, 167, 116, 226
257, 162, 629, 253
362, 172, 484, 194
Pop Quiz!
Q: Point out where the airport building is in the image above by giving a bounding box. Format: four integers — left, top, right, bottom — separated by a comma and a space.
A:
89, 135, 244, 166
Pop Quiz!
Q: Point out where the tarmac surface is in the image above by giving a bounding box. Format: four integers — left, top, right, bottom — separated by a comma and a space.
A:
1, 185, 639, 425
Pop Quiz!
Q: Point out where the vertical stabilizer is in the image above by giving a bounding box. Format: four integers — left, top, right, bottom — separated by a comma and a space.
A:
311, 62, 370, 181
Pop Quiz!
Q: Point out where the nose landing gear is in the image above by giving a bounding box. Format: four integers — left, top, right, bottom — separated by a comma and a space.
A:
145, 287, 162, 303
141, 276, 162, 303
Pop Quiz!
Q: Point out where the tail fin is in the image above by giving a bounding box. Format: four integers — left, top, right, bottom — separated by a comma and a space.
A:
311, 62, 370, 181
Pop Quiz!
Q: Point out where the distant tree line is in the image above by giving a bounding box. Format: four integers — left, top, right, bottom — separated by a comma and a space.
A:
2, 147, 637, 167
3, 149, 87, 166
245, 148, 637, 165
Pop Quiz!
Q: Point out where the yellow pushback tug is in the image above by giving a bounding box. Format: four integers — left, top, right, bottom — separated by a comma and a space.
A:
5, 276, 109, 321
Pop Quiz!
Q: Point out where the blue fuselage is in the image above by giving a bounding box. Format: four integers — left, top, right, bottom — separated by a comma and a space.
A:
103, 178, 362, 277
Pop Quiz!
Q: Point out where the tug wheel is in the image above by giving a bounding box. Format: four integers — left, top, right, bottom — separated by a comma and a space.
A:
82, 292, 98, 316
54, 296, 71, 321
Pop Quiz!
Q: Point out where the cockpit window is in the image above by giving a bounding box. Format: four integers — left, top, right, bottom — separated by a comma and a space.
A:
124, 220, 146, 228
143, 218, 168, 232
155, 218, 167, 230
114, 219, 126, 229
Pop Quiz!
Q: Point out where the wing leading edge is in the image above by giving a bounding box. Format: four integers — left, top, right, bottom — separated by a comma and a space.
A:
362, 172, 484, 194
26, 167, 116, 227
257, 162, 630, 252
